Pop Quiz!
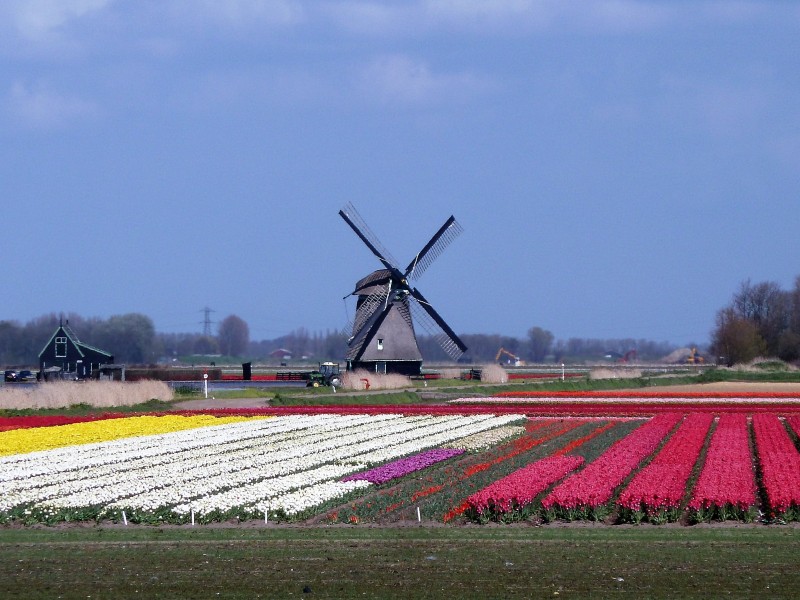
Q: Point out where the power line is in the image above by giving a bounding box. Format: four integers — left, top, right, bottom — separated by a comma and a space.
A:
200, 306, 215, 336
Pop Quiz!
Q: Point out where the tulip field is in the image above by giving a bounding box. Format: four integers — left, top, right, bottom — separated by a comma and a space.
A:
1, 390, 800, 528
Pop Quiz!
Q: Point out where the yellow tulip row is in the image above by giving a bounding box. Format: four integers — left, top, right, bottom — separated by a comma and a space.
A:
0, 414, 268, 457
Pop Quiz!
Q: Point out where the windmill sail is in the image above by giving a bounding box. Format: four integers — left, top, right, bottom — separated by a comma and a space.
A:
408, 289, 467, 361
350, 283, 391, 341
406, 216, 463, 282
339, 202, 401, 273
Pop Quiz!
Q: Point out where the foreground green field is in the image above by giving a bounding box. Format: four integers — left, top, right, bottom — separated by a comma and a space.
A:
2, 526, 798, 598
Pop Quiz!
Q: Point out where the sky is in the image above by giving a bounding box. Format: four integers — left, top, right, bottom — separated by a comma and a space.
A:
1, 1, 799, 347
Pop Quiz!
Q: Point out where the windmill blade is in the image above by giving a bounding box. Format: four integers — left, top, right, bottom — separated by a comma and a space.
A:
349, 284, 391, 341
339, 202, 402, 274
346, 298, 393, 362
408, 288, 467, 361
405, 216, 463, 281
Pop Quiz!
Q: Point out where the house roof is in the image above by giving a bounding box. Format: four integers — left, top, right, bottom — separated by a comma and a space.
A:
38, 324, 113, 360
269, 348, 293, 357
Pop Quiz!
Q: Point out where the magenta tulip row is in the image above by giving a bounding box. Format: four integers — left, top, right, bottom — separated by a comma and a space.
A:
752, 414, 800, 517
540, 413, 684, 511
618, 413, 714, 514
459, 412, 799, 522
687, 414, 756, 513
465, 455, 585, 515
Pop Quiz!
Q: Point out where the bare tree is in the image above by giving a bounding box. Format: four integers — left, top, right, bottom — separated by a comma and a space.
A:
729, 279, 789, 354
527, 327, 554, 362
218, 314, 250, 357
711, 307, 768, 366
93, 313, 157, 364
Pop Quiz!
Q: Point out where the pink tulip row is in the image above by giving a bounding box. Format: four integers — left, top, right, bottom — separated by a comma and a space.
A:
752, 414, 800, 517
618, 413, 714, 515
541, 413, 684, 511
465, 455, 585, 516
687, 414, 756, 515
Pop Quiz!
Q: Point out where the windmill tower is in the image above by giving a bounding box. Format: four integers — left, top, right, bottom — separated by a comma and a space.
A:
339, 203, 467, 375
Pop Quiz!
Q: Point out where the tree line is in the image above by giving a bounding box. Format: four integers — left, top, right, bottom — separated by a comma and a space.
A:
711, 277, 800, 365
7, 274, 797, 368
0, 313, 250, 366
1, 312, 682, 366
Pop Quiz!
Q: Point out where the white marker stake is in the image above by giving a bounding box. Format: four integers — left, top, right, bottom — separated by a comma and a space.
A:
265, 506, 269, 524
417, 507, 421, 522
122, 510, 128, 526
191, 509, 195, 526
561, 363, 565, 381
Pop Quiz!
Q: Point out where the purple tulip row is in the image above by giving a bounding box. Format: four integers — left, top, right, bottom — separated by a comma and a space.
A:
342, 448, 465, 485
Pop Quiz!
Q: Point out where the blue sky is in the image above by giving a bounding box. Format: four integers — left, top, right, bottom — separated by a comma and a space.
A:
1, 1, 798, 346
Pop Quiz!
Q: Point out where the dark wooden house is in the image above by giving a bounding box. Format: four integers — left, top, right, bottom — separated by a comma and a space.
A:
38, 321, 114, 380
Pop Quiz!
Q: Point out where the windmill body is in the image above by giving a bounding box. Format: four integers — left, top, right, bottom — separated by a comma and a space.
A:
340, 203, 467, 376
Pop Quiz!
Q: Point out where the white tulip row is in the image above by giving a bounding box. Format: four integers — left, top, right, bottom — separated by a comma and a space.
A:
442, 424, 527, 451
0, 414, 411, 501
0, 414, 403, 510
0, 414, 397, 481
1, 413, 524, 521
168, 414, 524, 517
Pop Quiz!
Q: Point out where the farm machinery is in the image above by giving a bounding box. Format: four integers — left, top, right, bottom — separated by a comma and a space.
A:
306, 362, 343, 388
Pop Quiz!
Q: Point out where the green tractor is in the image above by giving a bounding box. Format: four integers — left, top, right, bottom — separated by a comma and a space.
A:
306, 362, 342, 388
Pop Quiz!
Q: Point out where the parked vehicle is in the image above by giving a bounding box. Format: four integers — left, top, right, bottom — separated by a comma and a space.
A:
4, 370, 18, 382
17, 370, 35, 382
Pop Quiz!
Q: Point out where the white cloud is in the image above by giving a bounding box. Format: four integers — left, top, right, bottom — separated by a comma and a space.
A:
321, 1, 796, 37
171, 0, 305, 29
357, 54, 488, 106
6, 81, 98, 129
699, 1, 766, 24
167, 67, 329, 114
3, 0, 112, 41
424, 0, 554, 28
323, 0, 675, 35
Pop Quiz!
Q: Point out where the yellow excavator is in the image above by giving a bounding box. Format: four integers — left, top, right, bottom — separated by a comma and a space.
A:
495, 347, 524, 366
686, 347, 705, 364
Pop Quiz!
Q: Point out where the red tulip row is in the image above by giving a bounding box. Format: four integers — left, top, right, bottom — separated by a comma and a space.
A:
541, 413, 684, 514
0, 414, 129, 431
687, 414, 756, 519
465, 455, 585, 516
4, 397, 800, 432
496, 390, 800, 399
617, 413, 714, 517
451, 400, 800, 416
752, 414, 800, 518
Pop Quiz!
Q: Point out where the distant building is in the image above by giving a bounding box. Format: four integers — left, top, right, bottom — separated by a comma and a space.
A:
38, 320, 114, 380
269, 348, 293, 360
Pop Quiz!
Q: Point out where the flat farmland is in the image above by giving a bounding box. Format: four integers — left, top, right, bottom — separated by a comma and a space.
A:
2, 526, 800, 599
2, 379, 800, 597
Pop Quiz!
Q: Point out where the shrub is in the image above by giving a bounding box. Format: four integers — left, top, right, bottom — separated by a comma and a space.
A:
0, 380, 174, 410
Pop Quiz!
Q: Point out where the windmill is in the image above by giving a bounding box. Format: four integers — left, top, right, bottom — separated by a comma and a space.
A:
339, 202, 468, 375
